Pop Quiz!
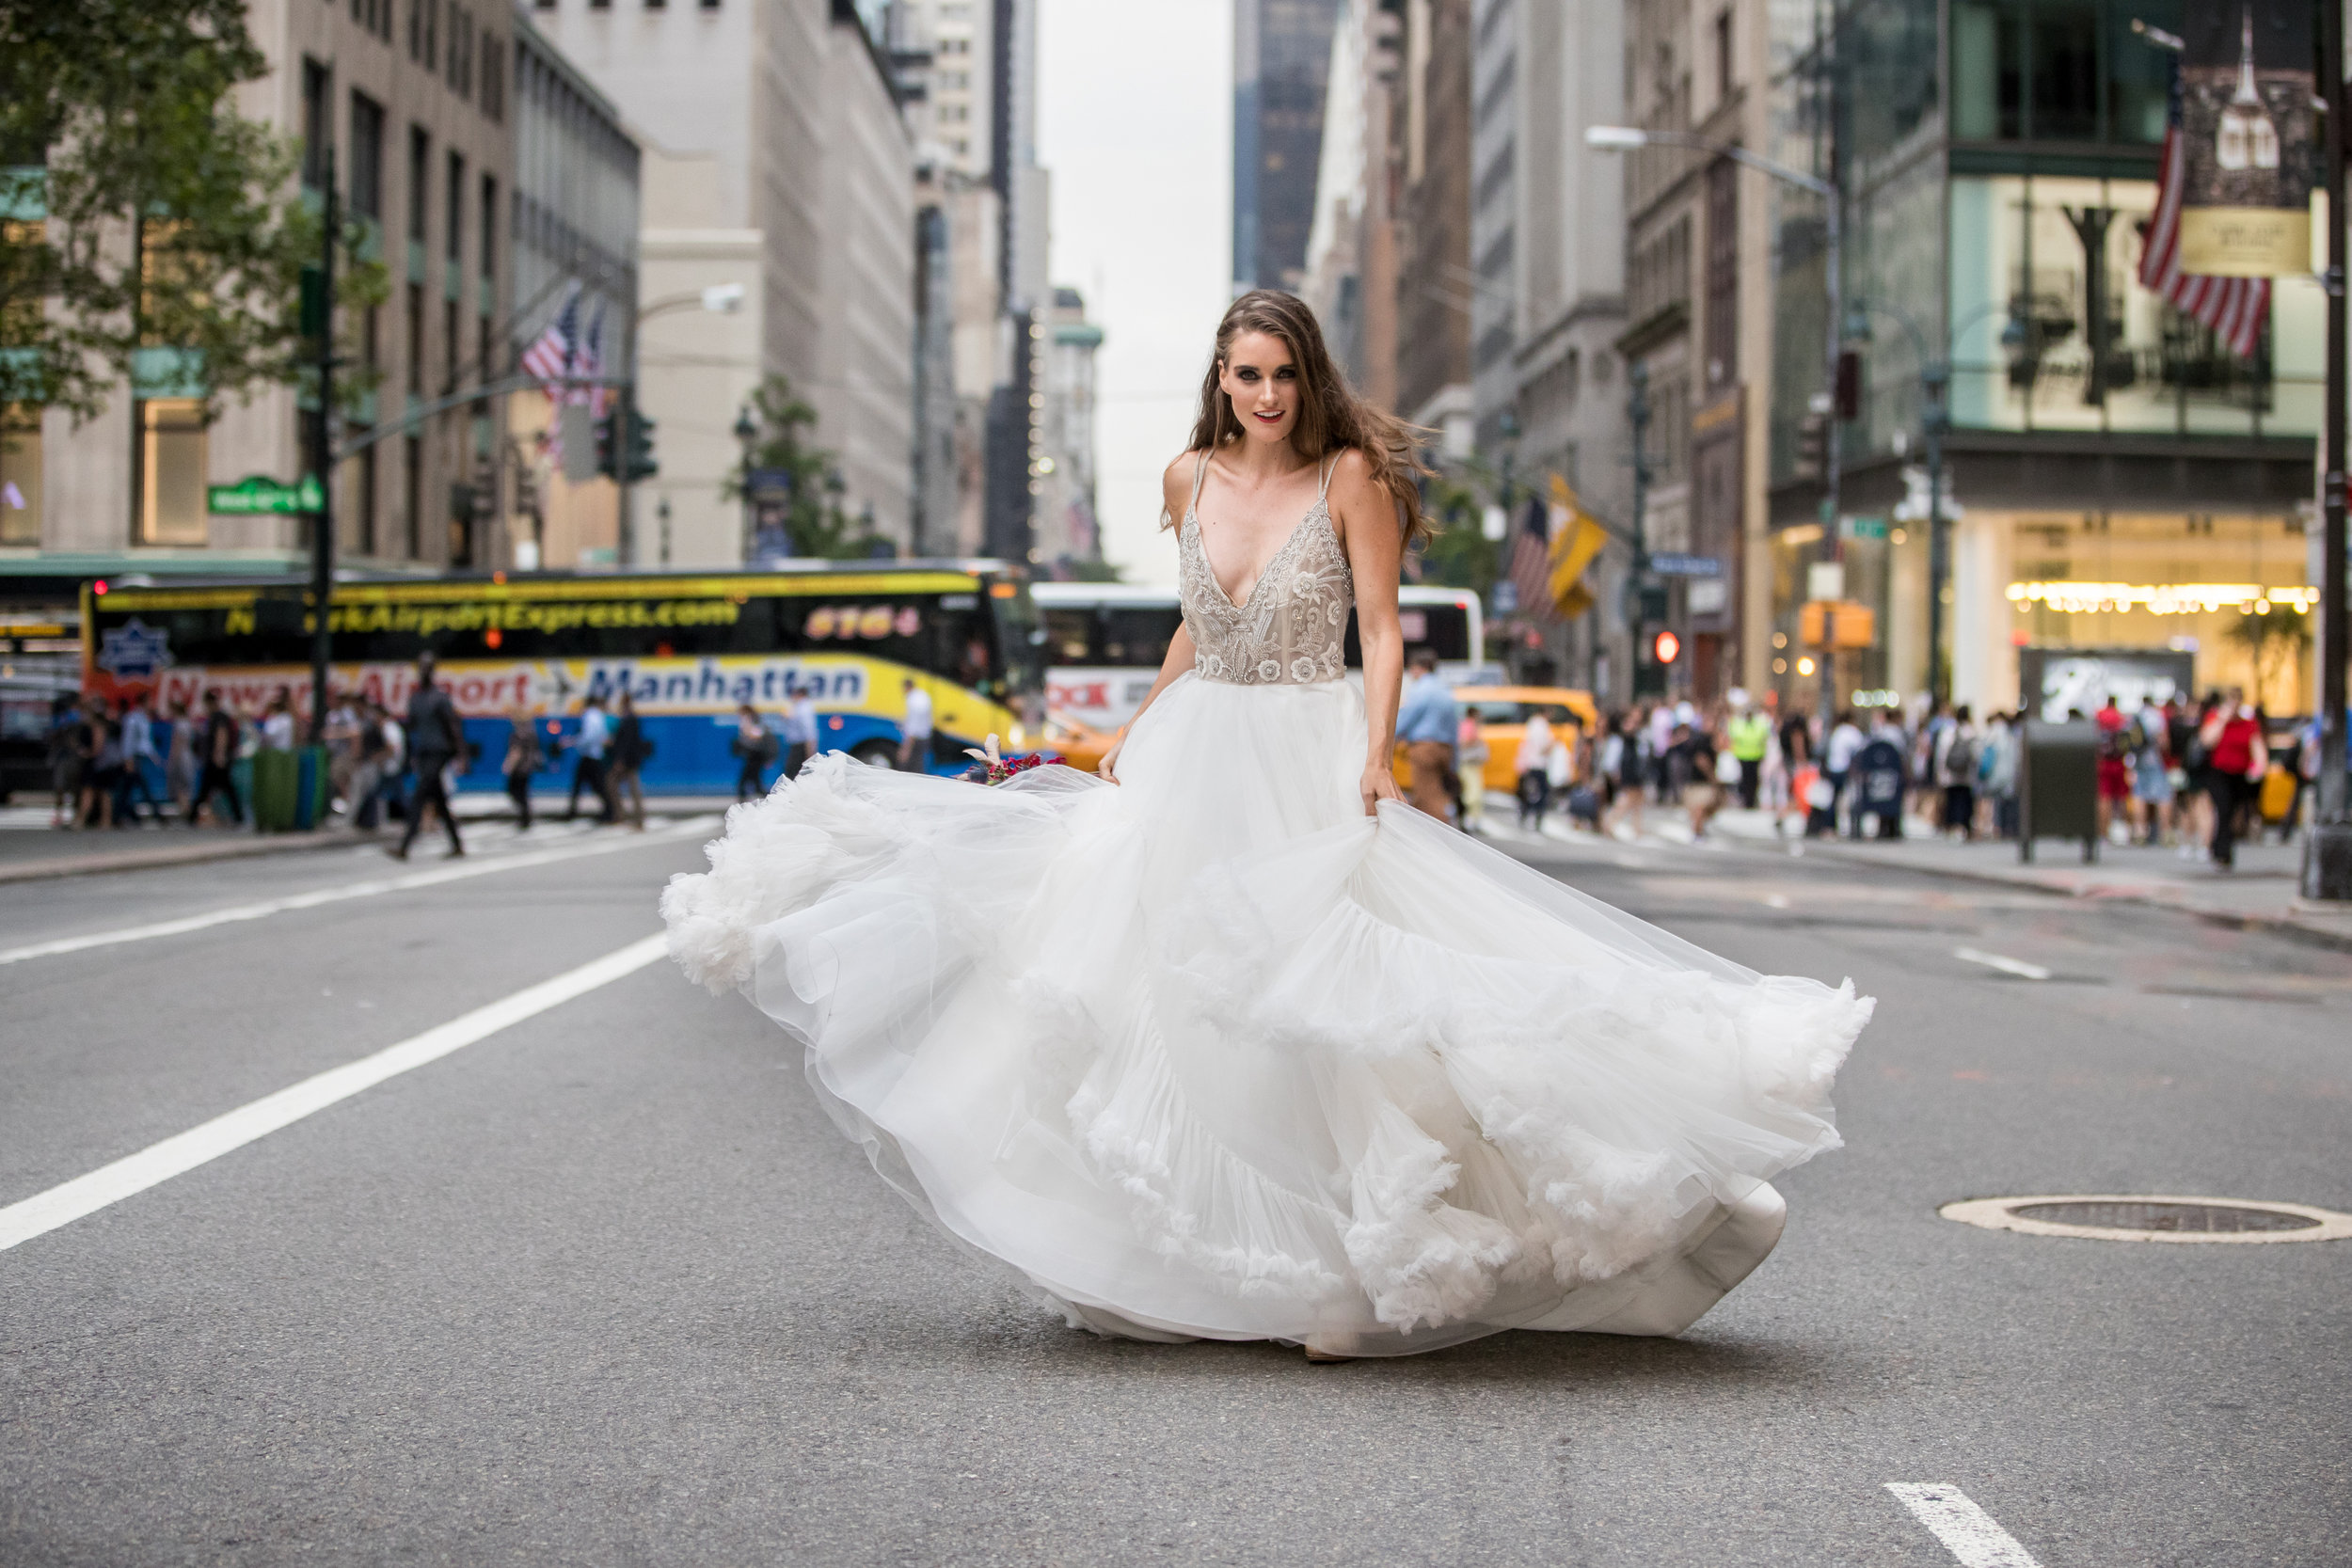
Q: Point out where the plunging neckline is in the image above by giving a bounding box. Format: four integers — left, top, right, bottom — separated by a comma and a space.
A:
1187, 462, 1335, 610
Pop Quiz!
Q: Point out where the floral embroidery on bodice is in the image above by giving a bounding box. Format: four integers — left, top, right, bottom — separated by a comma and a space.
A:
1177, 457, 1354, 686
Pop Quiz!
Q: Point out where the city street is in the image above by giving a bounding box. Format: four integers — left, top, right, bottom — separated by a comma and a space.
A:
4, 814, 2346, 1566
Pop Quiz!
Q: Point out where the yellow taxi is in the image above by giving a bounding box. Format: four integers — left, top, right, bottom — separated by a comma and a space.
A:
1040, 709, 1118, 776
1393, 685, 1599, 794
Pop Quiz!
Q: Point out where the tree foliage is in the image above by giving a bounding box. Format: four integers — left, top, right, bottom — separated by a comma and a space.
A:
724, 375, 882, 560
1410, 476, 1497, 599
0, 0, 379, 421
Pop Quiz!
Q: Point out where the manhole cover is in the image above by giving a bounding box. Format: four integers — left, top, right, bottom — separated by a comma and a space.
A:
1940, 1195, 2352, 1243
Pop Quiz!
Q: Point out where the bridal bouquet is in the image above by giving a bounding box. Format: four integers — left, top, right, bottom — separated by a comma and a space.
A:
963, 734, 1061, 785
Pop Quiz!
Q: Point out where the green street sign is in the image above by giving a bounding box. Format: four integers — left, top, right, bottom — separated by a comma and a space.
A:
1841, 515, 1890, 541
208, 473, 324, 515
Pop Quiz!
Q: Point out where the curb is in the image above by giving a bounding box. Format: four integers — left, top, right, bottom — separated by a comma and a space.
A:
1745, 834, 2352, 955
0, 829, 375, 886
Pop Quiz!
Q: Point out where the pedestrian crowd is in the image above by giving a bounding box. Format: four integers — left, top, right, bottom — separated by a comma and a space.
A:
1375, 663, 2334, 872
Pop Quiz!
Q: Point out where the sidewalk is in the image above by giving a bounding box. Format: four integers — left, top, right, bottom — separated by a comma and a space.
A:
0, 794, 739, 884
1696, 806, 2352, 951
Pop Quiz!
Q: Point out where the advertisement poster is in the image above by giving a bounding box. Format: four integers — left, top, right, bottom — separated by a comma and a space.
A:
2178, 1, 2315, 276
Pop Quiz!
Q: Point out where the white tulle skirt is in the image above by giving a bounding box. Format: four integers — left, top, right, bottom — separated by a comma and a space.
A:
662, 673, 1870, 1355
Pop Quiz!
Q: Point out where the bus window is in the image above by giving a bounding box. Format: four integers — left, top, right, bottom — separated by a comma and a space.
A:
1098, 606, 1182, 669
1041, 608, 1094, 665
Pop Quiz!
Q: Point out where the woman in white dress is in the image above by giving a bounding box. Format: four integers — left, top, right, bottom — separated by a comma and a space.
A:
663, 291, 1871, 1359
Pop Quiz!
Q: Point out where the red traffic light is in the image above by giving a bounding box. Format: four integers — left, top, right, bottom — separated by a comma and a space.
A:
1654, 629, 1681, 664
92, 579, 108, 594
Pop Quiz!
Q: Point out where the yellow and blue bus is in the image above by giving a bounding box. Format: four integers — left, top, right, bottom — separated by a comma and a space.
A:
81, 562, 1043, 792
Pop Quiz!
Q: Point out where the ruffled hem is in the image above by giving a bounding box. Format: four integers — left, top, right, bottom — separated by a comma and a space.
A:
661, 677, 1868, 1353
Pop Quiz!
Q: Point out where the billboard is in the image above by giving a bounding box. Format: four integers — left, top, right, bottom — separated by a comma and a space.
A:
2178, 1, 2316, 276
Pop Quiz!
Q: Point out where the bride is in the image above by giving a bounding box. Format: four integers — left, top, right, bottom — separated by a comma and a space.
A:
663, 290, 1871, 1358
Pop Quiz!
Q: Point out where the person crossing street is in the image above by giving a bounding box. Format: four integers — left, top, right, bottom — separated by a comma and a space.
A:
1725, 693, 1771, 811
393, 656, 466, 861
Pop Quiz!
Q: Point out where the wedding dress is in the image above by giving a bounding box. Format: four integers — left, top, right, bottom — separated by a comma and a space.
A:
663, 455, 1870, 1356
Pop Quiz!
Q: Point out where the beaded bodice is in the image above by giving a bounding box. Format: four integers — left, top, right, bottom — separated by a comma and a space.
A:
1177, 457, 1354, 686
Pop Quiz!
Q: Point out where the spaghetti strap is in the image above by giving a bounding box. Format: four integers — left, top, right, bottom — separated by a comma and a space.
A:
1317, 454, 1336, 500
1189, 454, 1211, 513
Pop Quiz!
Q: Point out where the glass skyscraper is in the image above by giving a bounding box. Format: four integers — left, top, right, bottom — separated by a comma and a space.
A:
1233, 0, 1343, 293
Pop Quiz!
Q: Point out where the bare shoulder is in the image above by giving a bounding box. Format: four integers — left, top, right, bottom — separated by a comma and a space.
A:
1323, 448, 1391, 536
1163, 450, 1209, 514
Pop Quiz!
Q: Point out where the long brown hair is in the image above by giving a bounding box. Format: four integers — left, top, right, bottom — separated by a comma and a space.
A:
1180, 290, 1434, 546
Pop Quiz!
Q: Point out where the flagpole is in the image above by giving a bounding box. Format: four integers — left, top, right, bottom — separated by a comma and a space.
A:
2309, 0, 2352, 901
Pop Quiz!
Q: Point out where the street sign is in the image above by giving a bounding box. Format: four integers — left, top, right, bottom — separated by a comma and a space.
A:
207, 474, 324, 515
1807, 561, 1846, 602
1647, 552, 1722, 578
748, 467, 795, 501
1490, 580, 1518, 615
1841, 515, 1889, 541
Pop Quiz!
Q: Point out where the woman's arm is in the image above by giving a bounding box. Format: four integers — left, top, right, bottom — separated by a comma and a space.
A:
1328, 449, 1406, 816
1097, 455, 1206, 783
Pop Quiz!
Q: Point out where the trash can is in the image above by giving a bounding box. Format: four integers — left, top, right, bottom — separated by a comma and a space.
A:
250, 748, 298, 832
2019, 719, 2100, 863
293, 744, 330, 830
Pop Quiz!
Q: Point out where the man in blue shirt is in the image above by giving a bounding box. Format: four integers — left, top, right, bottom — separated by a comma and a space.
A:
1396, 648, 1460, 823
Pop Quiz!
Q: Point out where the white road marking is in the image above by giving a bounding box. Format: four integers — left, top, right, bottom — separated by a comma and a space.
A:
1884, 1483, 2044, 1568
0, 933, 671, 1253
1953, 946, 2054, 981
0, 817, 716, 968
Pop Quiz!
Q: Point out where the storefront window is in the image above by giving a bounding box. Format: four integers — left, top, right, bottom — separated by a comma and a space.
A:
1947, 173, 2322, 437
1950, 0, 2179, 144
137, 399, 208, 545
1993, 510, 2312, 709
0, 408, 38, 545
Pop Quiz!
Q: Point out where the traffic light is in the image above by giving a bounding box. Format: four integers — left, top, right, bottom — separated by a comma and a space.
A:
1795, 413, 1829, 481
621, 407, 658, 481
1653, 629, 1681, 665
592, 412, 616, 480
1835, 350, 1862, 420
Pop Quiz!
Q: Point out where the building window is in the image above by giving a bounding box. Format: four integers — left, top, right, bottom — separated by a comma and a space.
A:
445, 297, 461, 389
136, 400, 207, 546
480, 33, 504, 122
647, 0, 665, 9
406, 283, 425, 392
699, 0, 720, 10
300, 58, 331, 189
404, 436, 422, 557
0, 409, 39, 546
349, 91, 385, 221
1714, 10, 1732, 101
446, 150, 465, 264
480, 174, 496, 282
357, 444, 378, 555
422, 0, 438, 71
479, 312, 494, 379
590, 0, 610, 9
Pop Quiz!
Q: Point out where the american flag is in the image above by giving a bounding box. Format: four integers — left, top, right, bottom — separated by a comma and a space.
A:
2138, 64, 2268, 359
519, 282, 580, 390
1505, 494, 1555, 626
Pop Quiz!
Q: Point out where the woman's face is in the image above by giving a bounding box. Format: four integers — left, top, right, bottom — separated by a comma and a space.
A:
1217, 330, 1301, 446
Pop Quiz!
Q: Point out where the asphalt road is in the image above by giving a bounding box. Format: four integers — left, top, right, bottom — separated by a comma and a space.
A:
3, 808, 2347, 1567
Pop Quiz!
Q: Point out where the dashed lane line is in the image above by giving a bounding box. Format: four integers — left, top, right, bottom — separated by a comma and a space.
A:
1884, 1483, 2045, 1568
0, 817, 718, 969
1953, 946, 2055, 981
0, 933, 672, 1253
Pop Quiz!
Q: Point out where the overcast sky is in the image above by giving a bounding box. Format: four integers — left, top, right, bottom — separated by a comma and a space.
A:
1037, 0, 1232, 585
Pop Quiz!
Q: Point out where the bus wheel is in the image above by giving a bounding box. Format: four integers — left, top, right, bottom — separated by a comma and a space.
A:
850, 739, 899, 770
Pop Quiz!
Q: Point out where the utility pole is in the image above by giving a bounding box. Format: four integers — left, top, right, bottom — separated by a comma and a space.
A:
1923, 359, 1949, 705
2310, 0, 2352, 900
1627, 362, 1654, 699
309, 149, 338, 747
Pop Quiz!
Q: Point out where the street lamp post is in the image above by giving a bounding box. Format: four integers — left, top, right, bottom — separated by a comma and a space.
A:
1588, 124, 1841, 717
619, 282, 744, 565
1849, 296, 1951, 705
733, 405, 759, 563
2310, 0, 2352, 900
